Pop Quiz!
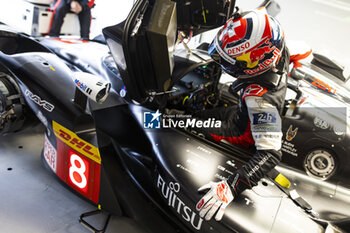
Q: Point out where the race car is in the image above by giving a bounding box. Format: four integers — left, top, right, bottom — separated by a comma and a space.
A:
38, 32, 350, 185
0, 0, 349, 232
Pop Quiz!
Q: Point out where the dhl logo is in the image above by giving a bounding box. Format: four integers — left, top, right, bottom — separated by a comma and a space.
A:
52, 121, 101, 164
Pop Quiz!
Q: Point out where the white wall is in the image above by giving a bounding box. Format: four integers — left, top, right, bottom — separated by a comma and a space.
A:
90, 0, 134, 38
0, 0, 134, 38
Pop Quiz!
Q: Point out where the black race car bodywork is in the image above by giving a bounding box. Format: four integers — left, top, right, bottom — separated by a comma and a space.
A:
282, 62, 350, 183
0, 0, 349, 232
39, 32, 350, 185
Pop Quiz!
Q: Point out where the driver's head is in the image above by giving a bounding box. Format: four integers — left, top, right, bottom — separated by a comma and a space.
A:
208, 7, 285, 79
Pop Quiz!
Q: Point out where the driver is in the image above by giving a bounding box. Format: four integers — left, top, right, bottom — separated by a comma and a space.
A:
195, 8, 290, 221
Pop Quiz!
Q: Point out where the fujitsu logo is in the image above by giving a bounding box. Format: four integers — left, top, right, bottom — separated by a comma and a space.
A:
157, 174, 203, 230
25, 89, 54, 112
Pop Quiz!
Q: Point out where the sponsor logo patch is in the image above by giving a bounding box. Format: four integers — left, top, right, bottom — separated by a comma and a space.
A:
74, 79, 92, 95
253, 112, 276, 125
52, 121, 101, 164
314, 117, 329, 129
120, 86, 127, 97
311, 77, 337, 95
227, 42, 251, 55
242, 84, 267, 100
157, 174, 203, 230
44, 134, 57, 172
216, 183, 230, 203
286, 125, 298, 141
243, 48, 280, 75
25, 89, 54, 112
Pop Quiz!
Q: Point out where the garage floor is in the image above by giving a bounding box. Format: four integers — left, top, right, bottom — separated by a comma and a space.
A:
2, 125, 350, 232
0, 126, 147, 233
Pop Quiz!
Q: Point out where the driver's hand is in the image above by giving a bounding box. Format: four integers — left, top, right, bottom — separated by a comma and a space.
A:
70, 1, 83, 14
196, 180, 234, 221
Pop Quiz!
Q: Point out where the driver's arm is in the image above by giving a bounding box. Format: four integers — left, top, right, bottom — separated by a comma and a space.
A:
227, 95, 283, 195
196, 95, 284, 221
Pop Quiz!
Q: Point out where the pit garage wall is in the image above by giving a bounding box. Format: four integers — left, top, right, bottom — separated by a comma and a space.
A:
0, 0, 133, 39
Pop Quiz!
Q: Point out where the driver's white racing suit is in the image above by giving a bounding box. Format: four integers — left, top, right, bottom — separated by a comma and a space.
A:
195, 49, 289, 197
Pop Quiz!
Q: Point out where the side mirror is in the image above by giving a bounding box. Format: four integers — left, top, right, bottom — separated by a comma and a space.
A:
263, 0, 281, 17
311, 53, 347, 82
72, 72, 111, 104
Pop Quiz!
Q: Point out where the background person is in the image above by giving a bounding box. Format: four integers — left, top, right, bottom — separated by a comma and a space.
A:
49, 0, 92, 40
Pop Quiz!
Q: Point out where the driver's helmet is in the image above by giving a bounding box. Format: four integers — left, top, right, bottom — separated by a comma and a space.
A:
208, 7, 285, 79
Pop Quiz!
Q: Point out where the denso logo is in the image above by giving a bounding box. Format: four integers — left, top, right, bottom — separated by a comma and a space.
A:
157, 174, 203, 230
227, 42, 250, 55
25, 89, 54, 112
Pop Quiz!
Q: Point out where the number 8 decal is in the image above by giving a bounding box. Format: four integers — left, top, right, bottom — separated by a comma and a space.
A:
69, 154, 87, 189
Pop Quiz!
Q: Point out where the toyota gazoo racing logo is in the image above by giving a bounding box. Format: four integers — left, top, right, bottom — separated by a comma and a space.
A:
157, 174, 203, 230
